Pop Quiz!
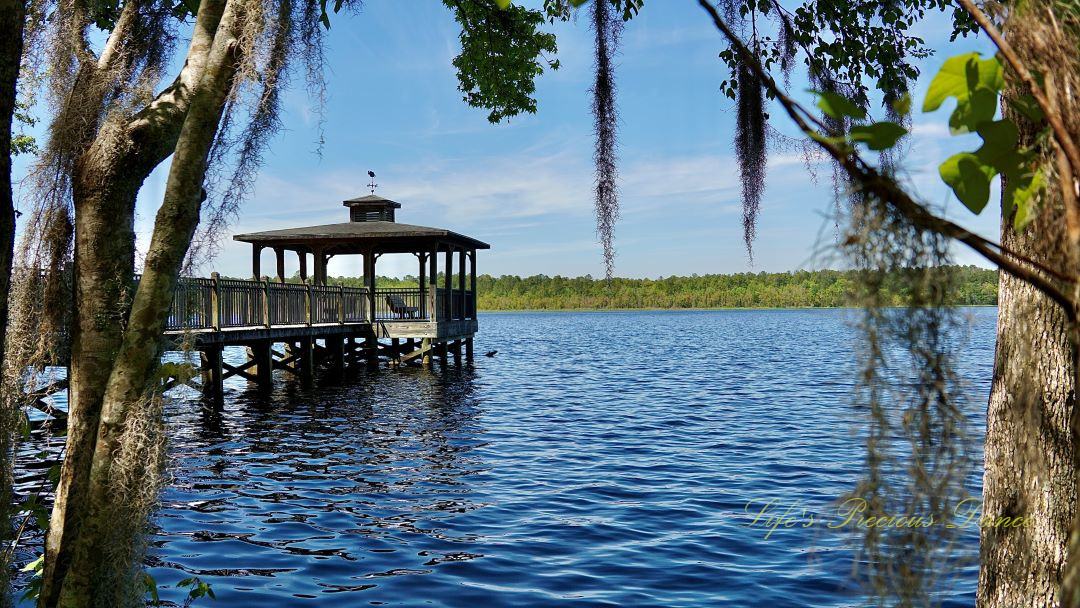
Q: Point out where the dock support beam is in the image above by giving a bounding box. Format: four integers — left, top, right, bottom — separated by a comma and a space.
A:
201, 347, 224, 401
251, 341, 273, 392
421, 338, 431, 367
465, 337, 474, 361
298, 338, 314, 386
365, 335, 378, 367
326, 338, 345, 374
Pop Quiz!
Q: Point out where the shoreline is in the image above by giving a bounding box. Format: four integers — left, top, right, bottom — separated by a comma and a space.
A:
476, 304, 999, 313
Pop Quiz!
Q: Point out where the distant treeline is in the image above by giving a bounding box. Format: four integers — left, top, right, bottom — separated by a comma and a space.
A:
305, 265, 998, 310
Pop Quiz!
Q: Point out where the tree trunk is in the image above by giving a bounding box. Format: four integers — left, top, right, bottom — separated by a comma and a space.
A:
39, 0, 229, 603
54, 0, 244, 602
978, 161, 1080, 606
0, 0, 24, 381
0, 0, 25, 591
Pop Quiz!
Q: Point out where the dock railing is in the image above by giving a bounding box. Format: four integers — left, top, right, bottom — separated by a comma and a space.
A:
435, 287, 477, 321
165, 275, 369, 331
164, 276, 474, 332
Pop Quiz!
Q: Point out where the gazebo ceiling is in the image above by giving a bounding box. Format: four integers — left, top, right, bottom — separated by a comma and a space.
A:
233, 221, 490, 254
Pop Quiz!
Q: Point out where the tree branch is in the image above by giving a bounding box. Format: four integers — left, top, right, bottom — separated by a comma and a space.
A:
955, 0, 1080, 241
696, 0, 1078, 319
124, 0, 227, 165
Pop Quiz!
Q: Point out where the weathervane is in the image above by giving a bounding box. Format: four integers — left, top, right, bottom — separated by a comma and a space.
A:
367, 170, 378, 194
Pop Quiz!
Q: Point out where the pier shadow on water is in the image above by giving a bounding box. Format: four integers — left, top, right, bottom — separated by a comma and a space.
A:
148, 358, 487, 605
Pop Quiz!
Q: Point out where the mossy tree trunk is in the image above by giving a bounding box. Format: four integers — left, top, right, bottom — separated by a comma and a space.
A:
39, 0, 241, 604
0, 0, 23, 384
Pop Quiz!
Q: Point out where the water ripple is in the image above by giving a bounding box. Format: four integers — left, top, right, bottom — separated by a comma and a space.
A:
142, 308, 996, 606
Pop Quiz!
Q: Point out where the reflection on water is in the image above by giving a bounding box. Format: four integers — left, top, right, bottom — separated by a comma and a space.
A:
151, 363, 487, 604
17, 309, 998, 606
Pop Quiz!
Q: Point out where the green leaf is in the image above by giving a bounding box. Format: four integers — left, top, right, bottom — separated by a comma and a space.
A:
849, 121, 908, 150
21, 555, 43, 573
144, 572, 161, 606
1004, 168, 1045, 230
922, 52, 1003, 134
939, 152, 995, 214
891, 92, 912, 117
811, 89, 866, 120
948, 86, 997, 135
1008, 94, 1045, 123
972, 119, 1020, 173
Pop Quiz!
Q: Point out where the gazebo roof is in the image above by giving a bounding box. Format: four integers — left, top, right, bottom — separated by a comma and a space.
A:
233, 220, 490, 254
342, 194, 402, 208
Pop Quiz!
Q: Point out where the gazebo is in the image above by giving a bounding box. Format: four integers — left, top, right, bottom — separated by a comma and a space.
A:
230, 193, 489, 367
235, 194, 487, 325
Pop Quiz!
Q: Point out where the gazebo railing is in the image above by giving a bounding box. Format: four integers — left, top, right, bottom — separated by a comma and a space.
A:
267, 282, 307, 325
162, 276, 370, 331
435, 287, 476, 321
218, 278, 265, 328
374, 288, 425, 320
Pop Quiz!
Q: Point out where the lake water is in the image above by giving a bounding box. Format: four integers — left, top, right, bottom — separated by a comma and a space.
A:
84, 309, 1001, 605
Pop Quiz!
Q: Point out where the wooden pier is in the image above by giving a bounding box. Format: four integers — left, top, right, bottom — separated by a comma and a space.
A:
36, 193, 488, 408
171, 193, 488, 398
166, 275, 479, 398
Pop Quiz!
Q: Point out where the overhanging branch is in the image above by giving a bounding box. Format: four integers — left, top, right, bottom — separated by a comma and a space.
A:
696, 0, 1078, 319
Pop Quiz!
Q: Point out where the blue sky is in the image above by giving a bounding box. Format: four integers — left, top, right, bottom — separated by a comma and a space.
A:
15, 1, 1001, 279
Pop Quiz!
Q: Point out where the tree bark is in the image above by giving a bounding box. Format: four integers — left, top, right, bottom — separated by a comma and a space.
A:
52, 0, 245, 602
0, 0, 24, 383
40, 0, 229, 604
978, 151, 1080, 607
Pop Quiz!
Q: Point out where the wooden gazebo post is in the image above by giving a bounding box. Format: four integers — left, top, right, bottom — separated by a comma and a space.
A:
274, 247, 285, 283
467, 249, 476, 360
443, 244, 452, 319
470, 249, 477, 317
311, 246, 325, 285
363, 247, 377, 366
417, 251, 427, 318
251, 244, 263, 279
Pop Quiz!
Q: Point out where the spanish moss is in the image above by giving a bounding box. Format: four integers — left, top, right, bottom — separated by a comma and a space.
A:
843, 192, 971, 606
735, 61, 766, 260
591, 0, 620, 280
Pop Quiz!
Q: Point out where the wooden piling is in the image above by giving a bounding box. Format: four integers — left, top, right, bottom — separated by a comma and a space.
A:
465, 337, 474, 361
299, 338, 314, 386
200, 347, 224, 400
252, 341, 273, 392
366, 335, 379, 367
327, 337, 345, 373
421, 338, 431, 367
